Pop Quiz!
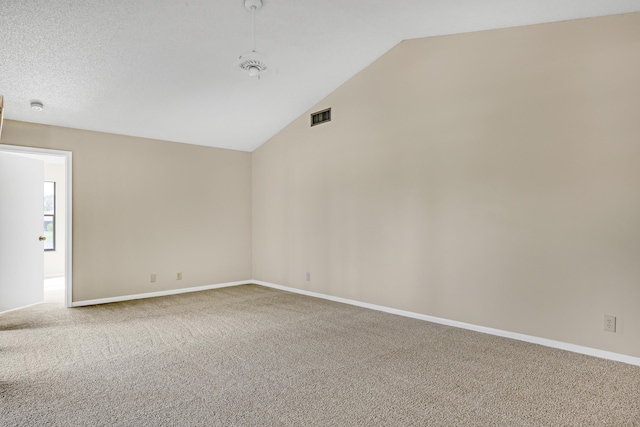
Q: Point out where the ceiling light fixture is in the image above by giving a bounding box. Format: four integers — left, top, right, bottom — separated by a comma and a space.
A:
30, 101, 44, 111
238, 0, 269, 79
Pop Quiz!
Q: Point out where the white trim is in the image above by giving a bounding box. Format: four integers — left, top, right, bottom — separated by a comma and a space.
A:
0, 144, 73, 308
72, 280, 249, 307
252, 280, 640, 367
64, 151, 73, 309
0, 300, 44, 315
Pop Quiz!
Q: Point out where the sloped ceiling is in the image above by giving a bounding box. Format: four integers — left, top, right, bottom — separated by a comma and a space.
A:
2, 0, 640, 152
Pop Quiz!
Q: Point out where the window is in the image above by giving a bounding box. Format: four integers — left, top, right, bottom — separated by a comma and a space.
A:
44, 181, 55, 251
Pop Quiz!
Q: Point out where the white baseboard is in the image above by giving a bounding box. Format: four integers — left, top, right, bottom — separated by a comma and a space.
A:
0, 300, 45, 315
71, 280, 249, 307
252, 280, 640, 367
68, 278, 640, 366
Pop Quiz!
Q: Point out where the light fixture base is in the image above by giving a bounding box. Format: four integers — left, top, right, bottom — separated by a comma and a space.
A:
238, 51, 269, 78
244, 0, 262, 12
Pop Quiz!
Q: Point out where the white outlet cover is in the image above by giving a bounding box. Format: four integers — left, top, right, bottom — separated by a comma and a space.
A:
604, 315, 616, 332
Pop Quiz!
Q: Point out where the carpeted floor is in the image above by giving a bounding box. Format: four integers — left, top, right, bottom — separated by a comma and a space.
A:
1, 284, 639, 426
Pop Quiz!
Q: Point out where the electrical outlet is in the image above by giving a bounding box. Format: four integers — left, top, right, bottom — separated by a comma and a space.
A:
176, 272, 182, 280
150, 274, 156, 283
306, 272, 310, 281
604, 315, 616, 332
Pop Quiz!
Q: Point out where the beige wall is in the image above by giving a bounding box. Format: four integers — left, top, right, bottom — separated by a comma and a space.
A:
2, 13, 639, 359
44, 162, 66, 277
252, 14, 640, 357
2, 121, 252, 302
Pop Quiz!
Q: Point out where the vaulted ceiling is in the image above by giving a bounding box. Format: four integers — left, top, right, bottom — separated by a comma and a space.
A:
2, 1, 640, 151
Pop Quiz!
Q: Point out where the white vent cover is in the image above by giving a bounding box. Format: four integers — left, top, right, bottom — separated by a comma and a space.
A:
311, 108, 331, 126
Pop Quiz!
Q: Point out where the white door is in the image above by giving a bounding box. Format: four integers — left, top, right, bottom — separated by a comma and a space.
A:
0, 152, 45, 312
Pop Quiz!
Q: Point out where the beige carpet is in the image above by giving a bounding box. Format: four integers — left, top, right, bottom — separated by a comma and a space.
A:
1, 284, 639, 426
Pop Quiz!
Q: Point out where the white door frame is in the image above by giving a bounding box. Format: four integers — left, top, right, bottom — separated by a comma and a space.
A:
0, 144, 73, 308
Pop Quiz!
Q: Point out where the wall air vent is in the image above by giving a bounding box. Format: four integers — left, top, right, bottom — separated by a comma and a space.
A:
311, 108, 331, 127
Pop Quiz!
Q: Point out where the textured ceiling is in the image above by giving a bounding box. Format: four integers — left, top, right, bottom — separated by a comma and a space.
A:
2, 1, 640, 152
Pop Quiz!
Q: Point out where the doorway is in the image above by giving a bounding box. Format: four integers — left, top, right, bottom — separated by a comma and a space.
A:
0, 145, 72, 308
